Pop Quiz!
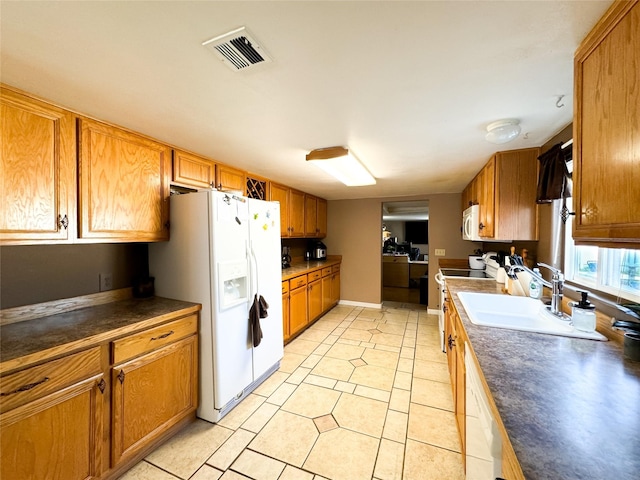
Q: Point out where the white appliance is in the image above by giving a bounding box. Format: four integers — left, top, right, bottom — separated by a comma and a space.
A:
434, 271, 447, 352
435, 268, 497, 352
465, 344, 502, 479
462, 204, 482, 241
149, 190, 283, 423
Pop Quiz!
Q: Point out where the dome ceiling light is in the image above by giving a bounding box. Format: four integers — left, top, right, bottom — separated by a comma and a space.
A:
485, 119, 521, 144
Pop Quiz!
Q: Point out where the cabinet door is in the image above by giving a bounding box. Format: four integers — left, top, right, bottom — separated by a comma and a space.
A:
283, 292, 290, 342
574, 1, 640, 245
494, 148, 540, 241
478, 157, 495, 238
305, 194, 318, 237
78, 118, 171, 241
215, 164, 245, 194
455, 334, 466, 455
289, 286, 308, 336
308, 278, 323, 321
316, 198, 327, 238
289, 189, 306, 237
330, 271, 341, 306
0, 87, 75, 243
321, 274, 332, 312
0, 375, 105, 480
111, 335, 197, 465
173, 149, 215, 189
270, 183, 290, 236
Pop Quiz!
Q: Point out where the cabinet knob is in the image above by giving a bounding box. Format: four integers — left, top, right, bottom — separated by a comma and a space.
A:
448, 334, 456, 350
117, 370, 125, 384
479, 222, 485, 230
97, 378, 106, 394
57, 214, 69, 230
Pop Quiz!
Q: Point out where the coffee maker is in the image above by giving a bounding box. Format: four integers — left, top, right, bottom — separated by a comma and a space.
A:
281, 246, 291, 269
309, 241, 327, 261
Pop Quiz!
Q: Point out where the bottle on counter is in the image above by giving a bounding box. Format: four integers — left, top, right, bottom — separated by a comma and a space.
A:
570, 290, 596, 332
529, 268, 543, 299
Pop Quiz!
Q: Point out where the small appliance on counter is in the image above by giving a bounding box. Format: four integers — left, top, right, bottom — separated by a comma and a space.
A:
282, 246, 291, 269
310, 240, 327, 260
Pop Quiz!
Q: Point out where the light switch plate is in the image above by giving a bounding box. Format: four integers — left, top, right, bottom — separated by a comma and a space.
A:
435, 249, 446, 256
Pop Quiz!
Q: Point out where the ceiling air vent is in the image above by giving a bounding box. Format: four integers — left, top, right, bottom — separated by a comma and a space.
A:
202, 26, 272, 71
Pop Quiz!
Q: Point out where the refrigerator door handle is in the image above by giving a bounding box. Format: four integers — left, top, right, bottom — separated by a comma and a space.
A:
248, 241, 258, 298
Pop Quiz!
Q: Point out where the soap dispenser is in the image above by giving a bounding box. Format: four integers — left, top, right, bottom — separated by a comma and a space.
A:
570, 291, 596, 332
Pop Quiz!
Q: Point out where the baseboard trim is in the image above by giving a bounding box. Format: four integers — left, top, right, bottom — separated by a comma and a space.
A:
338, 300, 383, 309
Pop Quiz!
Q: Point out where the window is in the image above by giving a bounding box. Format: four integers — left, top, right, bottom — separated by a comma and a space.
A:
564, 203, 640, 303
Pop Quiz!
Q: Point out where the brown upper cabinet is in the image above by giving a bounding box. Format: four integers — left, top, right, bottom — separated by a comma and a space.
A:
304, 194, 328, 238
573, 0, 640, 246
288, 189, 306, 237
462, 148, 540, 241
2, 84, 328, 244
172, 149, 245, 195
215, 164, 245, 194
270, 182, 304, 237
78, 118, 171, 242
0, 86, 76, 244
172, 149, 216, 189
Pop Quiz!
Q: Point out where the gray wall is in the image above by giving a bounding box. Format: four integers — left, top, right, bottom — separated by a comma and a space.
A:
0, 244, 148, 309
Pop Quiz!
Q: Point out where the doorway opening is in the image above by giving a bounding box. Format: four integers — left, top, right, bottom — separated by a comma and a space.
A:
382, 201, 429, 306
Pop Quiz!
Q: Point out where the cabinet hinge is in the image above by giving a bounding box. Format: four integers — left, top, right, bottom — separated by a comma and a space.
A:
117, 370, 125, 384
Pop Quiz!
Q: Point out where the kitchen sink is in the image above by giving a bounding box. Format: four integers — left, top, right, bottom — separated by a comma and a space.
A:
457, 292, 607, 341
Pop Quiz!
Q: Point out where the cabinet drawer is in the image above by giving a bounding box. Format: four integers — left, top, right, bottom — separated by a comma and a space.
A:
282, 281, 290, 294
112, 314, 198, 364
308, 270, 322, 281
332, 264, 341, 273
0, 346, 102, 414
322, 267, 332, 277
290, 275, 307, 289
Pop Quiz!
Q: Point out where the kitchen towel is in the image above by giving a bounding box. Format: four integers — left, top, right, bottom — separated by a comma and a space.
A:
249, 294, 269, 347
536, 143, 572, 203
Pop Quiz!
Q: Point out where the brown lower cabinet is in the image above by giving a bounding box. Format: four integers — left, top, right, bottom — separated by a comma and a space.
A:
283, 262, 341, 342
0, 347, 105, 480
445, 288, 524, 480
0, 311, 198, 479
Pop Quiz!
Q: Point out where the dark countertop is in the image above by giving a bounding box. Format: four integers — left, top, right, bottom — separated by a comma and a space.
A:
281, 256, 341, 281
0, 296, 200, 374
445, 278, 640, 480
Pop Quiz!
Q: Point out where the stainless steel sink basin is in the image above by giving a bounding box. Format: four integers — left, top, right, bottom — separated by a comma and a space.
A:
457, 292, 607, 341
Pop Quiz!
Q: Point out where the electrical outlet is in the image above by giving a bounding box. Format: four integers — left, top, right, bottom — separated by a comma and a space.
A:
99, 273, 113, 292
435, 249, 446, 256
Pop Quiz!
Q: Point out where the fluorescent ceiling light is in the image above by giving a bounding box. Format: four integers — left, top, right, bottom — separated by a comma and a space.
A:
306, 146, 376, 186
485, 119, 521, 144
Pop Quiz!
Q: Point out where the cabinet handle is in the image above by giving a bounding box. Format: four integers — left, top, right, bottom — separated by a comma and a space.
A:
443, 305, 448, 313
448, 334, 456, 350
57, 214, 69, 230
479, 222, 485, 230
0, 376, 49, 396
97, 378, 106, 394
151, 330, 174, 341
117, 370, 125, 384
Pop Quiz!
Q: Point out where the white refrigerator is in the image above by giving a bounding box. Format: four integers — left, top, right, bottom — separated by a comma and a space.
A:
149, 190, 284, 423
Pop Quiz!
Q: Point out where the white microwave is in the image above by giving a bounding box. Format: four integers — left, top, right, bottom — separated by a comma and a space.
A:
462, 204, 482, 241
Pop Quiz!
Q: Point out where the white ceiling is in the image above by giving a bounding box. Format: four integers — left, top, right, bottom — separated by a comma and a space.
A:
0, 0, 612, 201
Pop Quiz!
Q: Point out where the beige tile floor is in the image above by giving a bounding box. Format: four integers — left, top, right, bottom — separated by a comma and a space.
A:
120, 303, 465, 480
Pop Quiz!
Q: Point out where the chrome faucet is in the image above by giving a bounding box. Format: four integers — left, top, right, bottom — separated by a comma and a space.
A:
508, 262, 568, 320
